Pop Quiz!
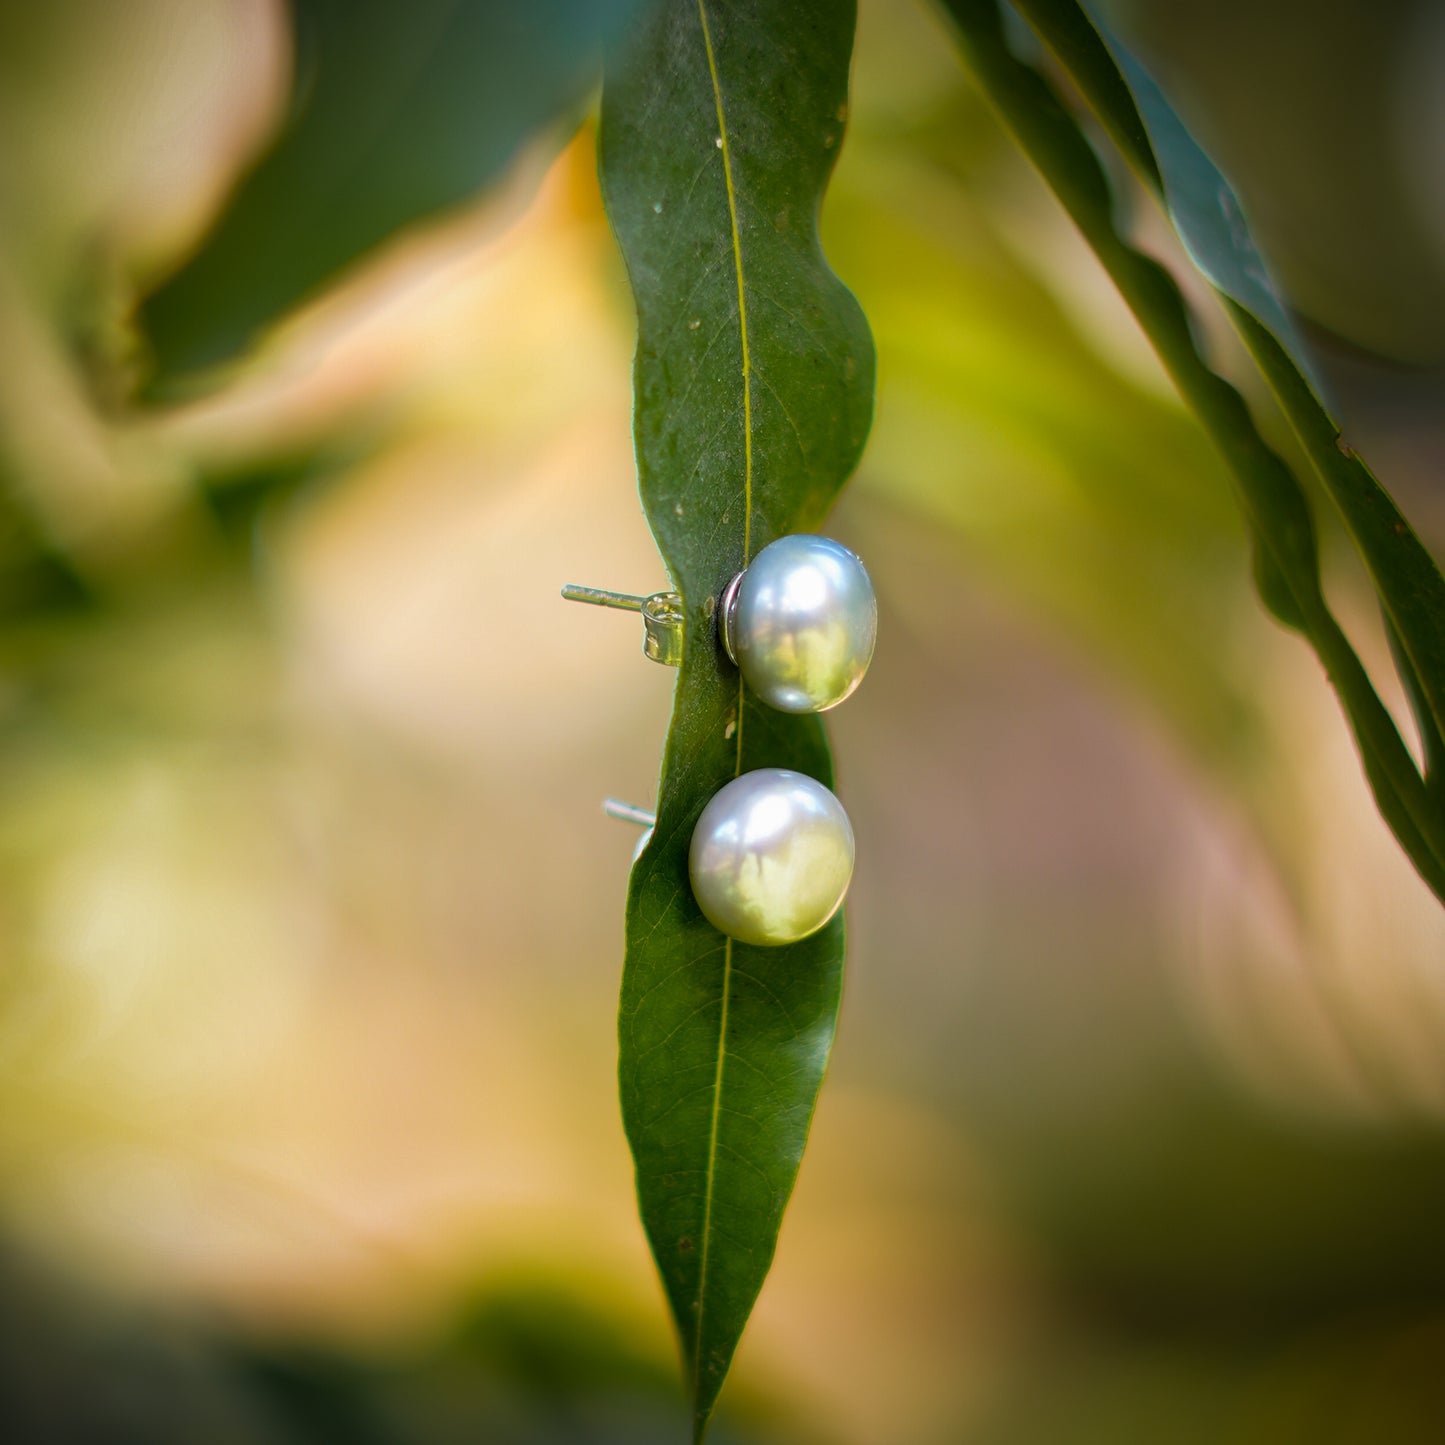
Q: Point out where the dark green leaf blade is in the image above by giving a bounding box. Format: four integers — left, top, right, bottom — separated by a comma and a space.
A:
1230, 305, 1445, 753
1386, 613, 1445, 806
598, 0, 873, 1435
137, 0, 639, 392
1011, 0, 1445, 783
937, 0, 1445, 898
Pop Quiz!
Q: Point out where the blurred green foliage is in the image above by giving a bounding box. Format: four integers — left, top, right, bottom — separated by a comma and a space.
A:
138, 0, 642, 391
0, 1249, 794, 1445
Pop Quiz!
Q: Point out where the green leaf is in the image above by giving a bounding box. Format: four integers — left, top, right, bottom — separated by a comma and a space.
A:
597, 0, 873, 1435
1004, 0, 1304, 357
1386, 614, 1445, 806
937, 0, 1445, 900
1009, 0, 1445, 830
1232, 306, 1445, 756
137, 0, 640, 393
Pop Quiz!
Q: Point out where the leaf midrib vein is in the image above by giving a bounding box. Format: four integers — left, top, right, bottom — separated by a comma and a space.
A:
693, 0, 752, 1409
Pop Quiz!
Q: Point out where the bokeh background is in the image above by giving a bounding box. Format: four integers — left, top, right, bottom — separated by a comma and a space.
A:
1, 0, 1444, 1440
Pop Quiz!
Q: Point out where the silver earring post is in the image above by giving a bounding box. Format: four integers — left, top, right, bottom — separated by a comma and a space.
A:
604, 797, 656, 864
561, 585, 684, 667
602, 798, 657, 828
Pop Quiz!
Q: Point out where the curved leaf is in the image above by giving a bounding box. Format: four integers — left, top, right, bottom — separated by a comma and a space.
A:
1009, 0, 1445, 808
137, 0, 640, 393
598, 0, 873, 1435
937, 0, 1445, 899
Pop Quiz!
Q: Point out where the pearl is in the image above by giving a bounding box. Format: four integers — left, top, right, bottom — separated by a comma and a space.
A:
720, 535, 877, 713
689, 769, 855, 946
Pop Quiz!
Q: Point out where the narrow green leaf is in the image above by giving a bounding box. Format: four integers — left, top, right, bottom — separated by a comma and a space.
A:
1386, 614, 1445, 804
1231, 306, 1445, 753
1011, 0, 1445, 790
598, 0, 873, 1435
137, 0, 640, 392
937, 0, 1445, 898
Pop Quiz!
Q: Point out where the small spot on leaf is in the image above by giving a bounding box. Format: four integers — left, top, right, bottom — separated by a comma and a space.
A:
724, 719, 736, 741
688, 317, 701, 330
715, 135, 723, 148
823, 132, 835, 148
652, 201, 663, 214
678, 1236, 694, 1253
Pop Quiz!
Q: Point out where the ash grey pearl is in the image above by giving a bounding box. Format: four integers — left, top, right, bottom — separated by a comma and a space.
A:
688, 769, 855, 947
721, 534, 877, 713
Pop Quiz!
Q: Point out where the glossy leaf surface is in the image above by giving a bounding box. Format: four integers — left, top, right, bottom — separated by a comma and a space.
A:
939, 0, 1445, 899
598, 0, 873, 1435
138, 0, 639, 391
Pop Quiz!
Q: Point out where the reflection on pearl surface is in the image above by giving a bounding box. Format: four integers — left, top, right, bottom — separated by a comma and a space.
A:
688, 769, 855, 946
723, 535, 877, 713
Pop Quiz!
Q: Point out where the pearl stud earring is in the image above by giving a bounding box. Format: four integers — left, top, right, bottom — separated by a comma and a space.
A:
719, 535, 877, 713
604, 774, 855, 945
688, 769, 855, 946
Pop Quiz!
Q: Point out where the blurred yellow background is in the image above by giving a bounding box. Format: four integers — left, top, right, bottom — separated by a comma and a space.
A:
1, 1, 1444, 1441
